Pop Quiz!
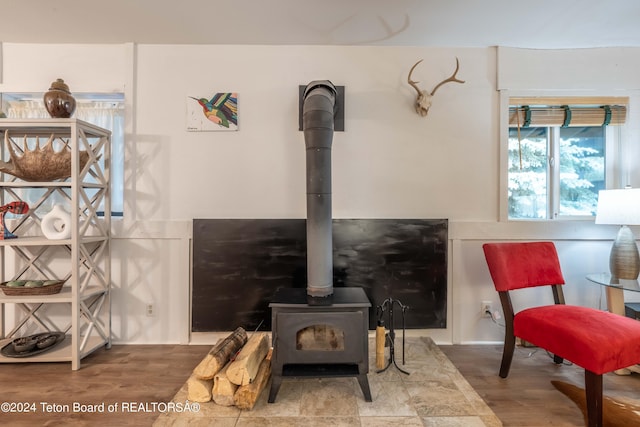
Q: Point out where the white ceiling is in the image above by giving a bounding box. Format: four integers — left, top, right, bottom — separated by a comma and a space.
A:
1, 0, 639, 48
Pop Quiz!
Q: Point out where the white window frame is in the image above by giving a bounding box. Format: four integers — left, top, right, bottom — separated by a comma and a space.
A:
499, 90, 626, 222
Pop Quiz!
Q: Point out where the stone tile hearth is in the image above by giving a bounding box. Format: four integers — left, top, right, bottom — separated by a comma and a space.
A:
154, 336, 502, 427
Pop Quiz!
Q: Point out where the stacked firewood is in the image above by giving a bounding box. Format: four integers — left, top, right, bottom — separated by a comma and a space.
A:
186, 327, 272, 410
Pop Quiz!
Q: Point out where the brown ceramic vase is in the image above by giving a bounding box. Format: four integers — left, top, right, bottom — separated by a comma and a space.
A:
43, 79, 76, 118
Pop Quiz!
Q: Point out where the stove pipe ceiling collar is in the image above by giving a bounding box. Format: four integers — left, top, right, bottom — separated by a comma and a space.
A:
302, 80, 337, 298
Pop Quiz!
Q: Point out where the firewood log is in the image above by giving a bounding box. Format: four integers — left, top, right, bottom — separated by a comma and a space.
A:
212, 362, 238, 406
233, 350, 272, 410
193, 327, 248, 380
226, 332, 270, 386
186, 375, 213, 403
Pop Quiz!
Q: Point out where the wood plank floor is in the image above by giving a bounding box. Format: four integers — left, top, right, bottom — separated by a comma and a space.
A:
440, 344, 640, 426
0, 344, 211, 427
0, 343, 638, 426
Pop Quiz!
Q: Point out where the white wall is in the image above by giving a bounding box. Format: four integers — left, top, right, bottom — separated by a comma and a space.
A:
133, 45, 495, 220
1, 43, 639, 345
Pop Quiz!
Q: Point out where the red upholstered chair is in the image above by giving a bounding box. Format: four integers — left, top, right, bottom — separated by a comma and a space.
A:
483, 242, 640, 427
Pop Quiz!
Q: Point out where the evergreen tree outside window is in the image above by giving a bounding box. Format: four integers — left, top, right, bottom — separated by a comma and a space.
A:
508, 127, 548, 219
557, 127, 605, 216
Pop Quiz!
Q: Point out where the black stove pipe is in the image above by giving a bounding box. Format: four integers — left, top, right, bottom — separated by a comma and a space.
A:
302, 80, 337, 298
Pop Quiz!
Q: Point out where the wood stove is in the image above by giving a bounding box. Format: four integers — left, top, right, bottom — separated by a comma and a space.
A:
268, 287, 372, 402
267, 81, 372, 403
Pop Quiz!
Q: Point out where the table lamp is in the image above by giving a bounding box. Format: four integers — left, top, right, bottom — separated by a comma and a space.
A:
595, 188, 640, 280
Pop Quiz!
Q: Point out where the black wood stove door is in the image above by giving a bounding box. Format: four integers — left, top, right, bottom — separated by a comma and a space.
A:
272, 311, 366, 366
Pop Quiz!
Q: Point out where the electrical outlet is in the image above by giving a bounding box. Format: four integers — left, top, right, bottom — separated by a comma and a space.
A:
146, 303, 154, 317
481, 301, 492, 318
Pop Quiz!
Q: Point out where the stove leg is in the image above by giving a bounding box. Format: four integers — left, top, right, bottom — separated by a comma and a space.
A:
268, 375, 283, 403
357, 374, 372, 402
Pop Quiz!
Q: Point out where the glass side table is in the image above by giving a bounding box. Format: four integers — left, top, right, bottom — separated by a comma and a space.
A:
586, 273, 640, 375
586, 273, 640, 315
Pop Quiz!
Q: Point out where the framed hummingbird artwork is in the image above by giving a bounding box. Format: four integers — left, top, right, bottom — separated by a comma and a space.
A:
186, 92, 238, 131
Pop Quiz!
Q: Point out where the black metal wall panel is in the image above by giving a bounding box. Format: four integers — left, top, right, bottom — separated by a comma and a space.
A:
191, 219, 447, 331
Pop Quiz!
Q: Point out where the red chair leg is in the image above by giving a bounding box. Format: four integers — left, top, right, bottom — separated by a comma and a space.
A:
584, 370, 603, 427
499, 334, 516, 378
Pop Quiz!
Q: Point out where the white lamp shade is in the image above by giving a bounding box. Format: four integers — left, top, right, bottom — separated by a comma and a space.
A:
595, 188, 640, 225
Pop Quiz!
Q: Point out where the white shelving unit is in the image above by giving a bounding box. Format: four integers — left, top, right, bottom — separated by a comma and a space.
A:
0, 119, 111, 370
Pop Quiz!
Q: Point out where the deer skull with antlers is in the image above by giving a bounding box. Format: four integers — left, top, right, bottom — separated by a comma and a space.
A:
407, 57, 465, 116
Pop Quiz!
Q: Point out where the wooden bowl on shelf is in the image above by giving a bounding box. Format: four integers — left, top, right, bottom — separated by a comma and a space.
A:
0, 280, 65, 296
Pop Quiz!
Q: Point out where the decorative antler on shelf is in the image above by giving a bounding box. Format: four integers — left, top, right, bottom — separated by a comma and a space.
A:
407, 57, 465, 116
0, 131, 91, 181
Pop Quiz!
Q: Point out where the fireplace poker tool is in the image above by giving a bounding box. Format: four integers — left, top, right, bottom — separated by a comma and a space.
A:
376, 298, 409, 375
